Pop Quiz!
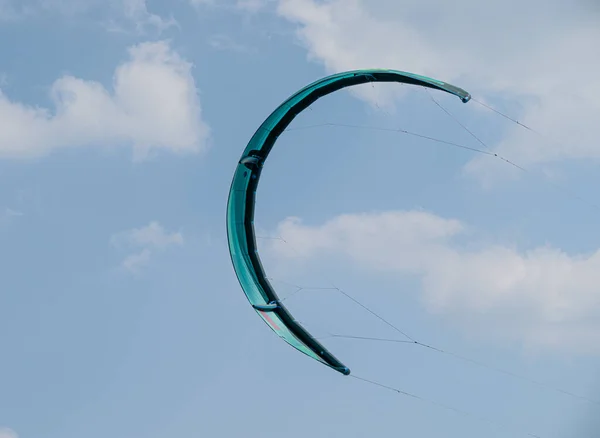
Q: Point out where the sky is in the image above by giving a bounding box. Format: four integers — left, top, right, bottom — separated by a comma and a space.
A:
1, 0, 599, 437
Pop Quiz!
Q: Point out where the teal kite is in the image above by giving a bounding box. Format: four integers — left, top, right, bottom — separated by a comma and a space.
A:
226, 69, 471, 376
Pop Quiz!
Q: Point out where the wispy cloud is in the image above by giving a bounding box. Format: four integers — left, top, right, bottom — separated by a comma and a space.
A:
189, 0, 272, 13
0, 207, 23, 227
105, 0, 179, 35
208, 34, 255, 54
111, 221, 183, 273
0, 0, 35, 21
235, 0, 270, 13
1, 0, 177, 33
0, 428, 18, 438
4, 207, 23, 217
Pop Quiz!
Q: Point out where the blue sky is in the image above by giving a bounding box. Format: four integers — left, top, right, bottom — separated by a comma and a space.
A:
1, 1, 599, 437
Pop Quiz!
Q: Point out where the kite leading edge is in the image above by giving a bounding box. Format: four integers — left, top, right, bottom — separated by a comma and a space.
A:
226, 69, 471, 376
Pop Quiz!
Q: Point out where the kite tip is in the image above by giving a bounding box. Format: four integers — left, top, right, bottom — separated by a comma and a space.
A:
339, 367, 351, 376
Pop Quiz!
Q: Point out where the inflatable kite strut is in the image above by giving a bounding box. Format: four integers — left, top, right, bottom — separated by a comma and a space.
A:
226, 69, 471, 375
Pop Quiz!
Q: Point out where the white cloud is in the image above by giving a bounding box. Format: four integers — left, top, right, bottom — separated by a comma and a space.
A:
188, 0, 216, 7
265, 210, 600, 352
0, 207, 23, 227
111, 221, 183, 273
208, 34, 255, 54
0, 40, 210, 161
0, 0, 37, 20
106, 0, 178, 35
235, 0, 270, 12
112, 220, 184, 249
275, 0, 600, 176
0, 0, 17, 20
0, 428, 18, 438
4, 207, 23, 217
1, 0, 176, 32
190, 0, 272, 12
121, 247, 152, 273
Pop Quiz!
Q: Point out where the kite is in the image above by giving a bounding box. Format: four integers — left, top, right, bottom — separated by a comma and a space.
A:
226, 69, 471, 376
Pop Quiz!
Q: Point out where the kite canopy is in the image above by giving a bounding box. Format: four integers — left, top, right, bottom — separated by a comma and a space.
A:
226, 69, 471, 376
